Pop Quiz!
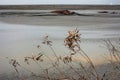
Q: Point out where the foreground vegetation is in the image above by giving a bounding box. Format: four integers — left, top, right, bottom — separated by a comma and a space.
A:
3, 29, 120, 80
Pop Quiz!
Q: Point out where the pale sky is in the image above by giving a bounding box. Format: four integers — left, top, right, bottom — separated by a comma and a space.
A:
0, 0, 120, 5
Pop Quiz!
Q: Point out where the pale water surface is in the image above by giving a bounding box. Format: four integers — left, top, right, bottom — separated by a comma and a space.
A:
0, 10, 120, 74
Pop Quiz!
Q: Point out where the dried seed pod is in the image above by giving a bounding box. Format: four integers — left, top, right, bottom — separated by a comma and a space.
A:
64, 28, 81, 53
9, 59, 20, 73
35, 53, 43, 61
42, 35, 52, 46
24, 53, 43, 64
37, 45, 40, 48
24, 57, 29, 65
63, 56, 72, 63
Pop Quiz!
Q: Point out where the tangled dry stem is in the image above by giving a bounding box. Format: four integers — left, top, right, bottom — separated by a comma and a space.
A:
6, 29, 120, 80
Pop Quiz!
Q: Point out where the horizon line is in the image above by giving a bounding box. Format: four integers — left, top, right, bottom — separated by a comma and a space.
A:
0, 5, 120, 10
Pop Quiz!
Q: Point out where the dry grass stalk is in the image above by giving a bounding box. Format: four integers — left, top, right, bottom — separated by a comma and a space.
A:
64, 29, 99, 80
103, 39, 120, 70
6, 58, 20, 73
63, 55, 72, 63
5, 29, 120, 80
42, 35, 52, 46
42, 35, 59, 62
64, 28, 81, 54
24, 53, 43, 65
